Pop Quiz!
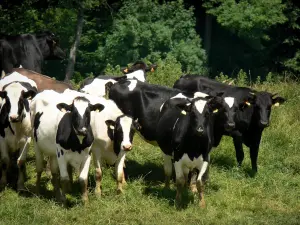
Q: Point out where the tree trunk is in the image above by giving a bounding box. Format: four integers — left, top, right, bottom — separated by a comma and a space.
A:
204, 14, 212, 65
64, 4, 84, 82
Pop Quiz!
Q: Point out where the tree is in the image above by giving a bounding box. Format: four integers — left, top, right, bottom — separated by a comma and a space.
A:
92, 0, 207, 74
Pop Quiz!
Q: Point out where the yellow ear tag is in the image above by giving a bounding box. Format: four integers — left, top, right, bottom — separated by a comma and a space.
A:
109, 125, 115, 130
61, 108, 66, 113
95, 109, 99, 112
124, 68, 128, 73
151, 67, 154, 72
181, 110, 187, 115
213, 109, 218, 113
245, 101, 251, 106
274, 102, 280, 107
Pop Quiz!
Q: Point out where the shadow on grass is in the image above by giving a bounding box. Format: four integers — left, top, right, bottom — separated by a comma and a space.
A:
211, 154, 237, 170
125, 159, 165, 184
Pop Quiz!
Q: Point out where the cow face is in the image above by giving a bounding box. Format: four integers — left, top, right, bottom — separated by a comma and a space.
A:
57, 97, 104, 136
105, 115, 138, 154
0, 83, 36, 123
40, 32, 65, 60
254, 92, 286, 128
180, 96, 226, 136
122, 61, 148, 74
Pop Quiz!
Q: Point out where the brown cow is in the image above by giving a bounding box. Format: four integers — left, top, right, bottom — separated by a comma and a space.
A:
5, 68, 74, 93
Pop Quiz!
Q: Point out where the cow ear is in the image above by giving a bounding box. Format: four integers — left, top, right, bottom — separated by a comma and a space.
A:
122, 67, 129, 73
133, 118, 142, 131
22, 90, 37, 100
208, 97, 224, 114
57, 103, 72, 112
242, 94, 256, 108
105, 120, 116, 130
0, 91, 7, 99
272, 96, 286, 106
90, 103, 104, 112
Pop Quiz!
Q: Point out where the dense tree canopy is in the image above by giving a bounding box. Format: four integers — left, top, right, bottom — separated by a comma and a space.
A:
0, 0, 299, 81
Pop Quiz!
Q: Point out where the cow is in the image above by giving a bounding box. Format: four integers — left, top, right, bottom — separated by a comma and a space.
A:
0, 31, 65, 74
173, 75, 286, 172
79, 61, 157, 97
156, 95, 228, 207
0, 73, 37, 191
31, 90, 138, 204
7, 68, 74, 93
109, 80, 239, 146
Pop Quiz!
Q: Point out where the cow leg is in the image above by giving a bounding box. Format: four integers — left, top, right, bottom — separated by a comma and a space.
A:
79, 154, 91, 204
0, 141, 9, 189
67, 164, 73, 185
55, 147, 69, 204
49, 156, 64, 204
189, 169, 198, 193
115, 150, 126, 194
92, 148, 102, 196
250, 146, 259, 172
233, 136, 244, 167
163, 154, 173, 188
17, 160, 26, 192
17, 137, 31, 167
174, 161, 185, 207
34, 144, 44, 194
196, 161, 209, 208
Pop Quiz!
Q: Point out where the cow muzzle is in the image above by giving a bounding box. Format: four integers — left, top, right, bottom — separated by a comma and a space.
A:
9, 115, 20, 123
77, 127, 87, 136
260, 120, 269, 128
225, 122, 235, 131
197, 126, 204, 136
122, 144, 132, 151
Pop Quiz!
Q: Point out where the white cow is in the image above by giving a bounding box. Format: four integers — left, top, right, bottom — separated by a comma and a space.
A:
0, 73, 37, 191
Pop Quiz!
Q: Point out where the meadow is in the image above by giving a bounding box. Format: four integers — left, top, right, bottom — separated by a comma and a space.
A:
0, 81, 299, 225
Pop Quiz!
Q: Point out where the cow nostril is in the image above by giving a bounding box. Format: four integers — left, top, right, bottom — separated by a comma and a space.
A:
123, 145, 132, 151
197, 127, 204, 133
228, 123, 235, 128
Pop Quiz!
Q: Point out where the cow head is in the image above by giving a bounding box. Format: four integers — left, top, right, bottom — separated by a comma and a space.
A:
122, 61, 148, 74
175, 96, 227, 136
253, 91, 286, 128
0, 82, 36, 123
57, 96, 104, 136
145, 64, 157, 73
37, 31, 65, 60
105, 115, 140, 154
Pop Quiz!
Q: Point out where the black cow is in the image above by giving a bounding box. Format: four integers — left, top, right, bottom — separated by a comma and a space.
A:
174, 75, 286, 172
79, 61, 157, 97
0, 31, 65, 73
156, 96, 227, 207
108, 79, 234, 145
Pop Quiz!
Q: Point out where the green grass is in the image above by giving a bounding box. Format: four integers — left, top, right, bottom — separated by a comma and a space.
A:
1, 82, 300, 225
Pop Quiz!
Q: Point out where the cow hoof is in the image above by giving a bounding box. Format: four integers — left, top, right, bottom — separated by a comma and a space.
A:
95, 189, 101, 198
82, 196, 89, 205
190, 184, 197, 193
116, 188, 123, 195
199, 200, 206, 208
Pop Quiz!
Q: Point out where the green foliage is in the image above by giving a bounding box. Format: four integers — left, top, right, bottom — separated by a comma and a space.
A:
203, 0, 287, 39
104, 64, 123, 76
147, 55, 183, 87
236, 69, 248, 87
95, 0, 206, 74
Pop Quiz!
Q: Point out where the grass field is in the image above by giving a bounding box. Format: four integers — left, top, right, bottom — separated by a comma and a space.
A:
0, 82, 300, 225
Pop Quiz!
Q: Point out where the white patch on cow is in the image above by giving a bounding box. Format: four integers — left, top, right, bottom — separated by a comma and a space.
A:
197, 161, 208, 182
224, 97, 234, 108
119, 116, 133, 149
171, 93, 188, 99
116, 150, 126, 181
0, 72, 37, 89
81, 79, 116, 97
126, 70, 145, 82
163, 154, 173, 178
77, 135, 85, 144
19, 65, 23, 68
194, 92, 208, 98
79, 154, 91, 181
5, 83, 24, 119
73, 98, 89, 118
194, 99, 207, 114
128, 80, 137, 91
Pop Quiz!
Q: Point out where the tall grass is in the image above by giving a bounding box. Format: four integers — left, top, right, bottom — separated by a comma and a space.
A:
0, 81, 299, 225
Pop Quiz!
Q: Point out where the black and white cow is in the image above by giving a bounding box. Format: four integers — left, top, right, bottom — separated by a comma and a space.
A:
0, 31, 65, 73
79, 61, 157, 97
0, 73, 37, 191
174, 75, 286, 172
30, 90, 103, 204
156, 96, 227, 207
109, 79, 237, 146
31, 90, 138, 203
